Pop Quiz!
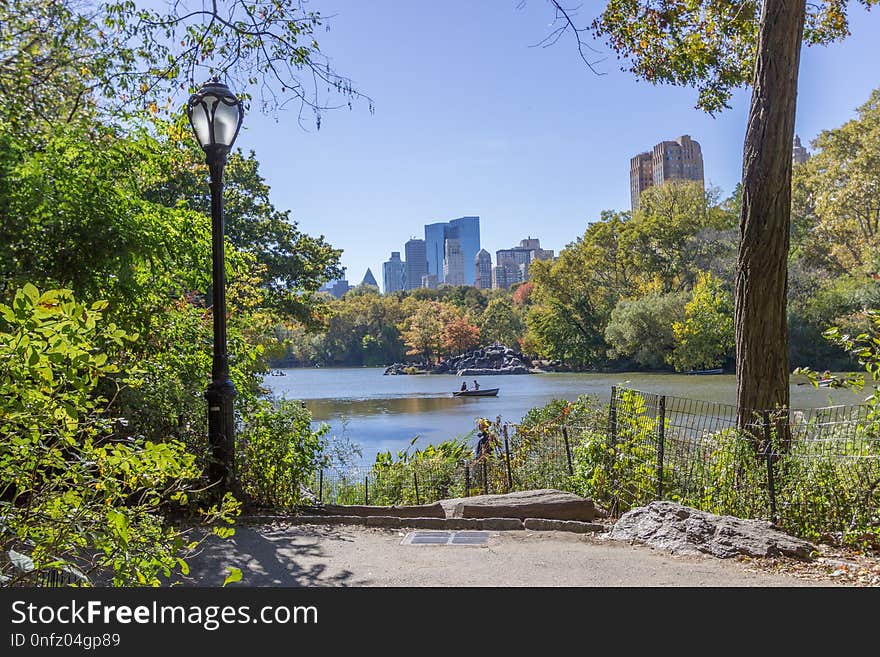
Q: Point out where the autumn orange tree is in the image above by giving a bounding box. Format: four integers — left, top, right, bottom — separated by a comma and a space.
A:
441, 315, 481, 356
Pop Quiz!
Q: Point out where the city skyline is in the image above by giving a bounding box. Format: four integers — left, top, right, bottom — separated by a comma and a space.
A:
237, 2, 880, 292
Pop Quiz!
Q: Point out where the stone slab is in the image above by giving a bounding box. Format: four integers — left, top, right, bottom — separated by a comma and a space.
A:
523, 518, 607, 533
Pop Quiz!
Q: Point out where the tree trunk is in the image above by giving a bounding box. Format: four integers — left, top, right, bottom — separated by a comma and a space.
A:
735, 0, 805, 437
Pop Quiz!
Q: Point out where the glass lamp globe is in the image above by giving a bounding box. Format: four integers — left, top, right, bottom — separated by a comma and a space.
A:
186, 79, 243, 157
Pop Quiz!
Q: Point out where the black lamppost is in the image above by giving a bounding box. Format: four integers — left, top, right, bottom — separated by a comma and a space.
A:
186, 78, 244, 493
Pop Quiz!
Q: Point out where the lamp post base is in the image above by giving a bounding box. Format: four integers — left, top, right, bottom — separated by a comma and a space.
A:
206, 379, 237, 493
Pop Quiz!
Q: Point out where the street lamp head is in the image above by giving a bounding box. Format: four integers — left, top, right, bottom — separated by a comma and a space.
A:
186, 78, 244, 163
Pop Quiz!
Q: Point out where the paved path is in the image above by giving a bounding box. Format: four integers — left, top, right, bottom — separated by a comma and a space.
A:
183, 522, 830, 587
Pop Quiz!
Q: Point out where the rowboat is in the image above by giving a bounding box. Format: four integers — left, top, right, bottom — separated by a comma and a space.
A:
452, 388, 499, 397
685, 368, 723, 375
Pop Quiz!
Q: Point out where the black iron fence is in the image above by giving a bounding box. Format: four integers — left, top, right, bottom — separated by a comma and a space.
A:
603, 387, 879, 540
307, 386, 880, 543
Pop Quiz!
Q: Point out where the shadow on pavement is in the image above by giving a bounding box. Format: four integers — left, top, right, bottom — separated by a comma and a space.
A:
181, 525, 359, 587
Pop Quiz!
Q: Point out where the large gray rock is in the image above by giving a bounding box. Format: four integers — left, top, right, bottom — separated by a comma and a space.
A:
608, 501, 815, 559
448, 489, 596, 521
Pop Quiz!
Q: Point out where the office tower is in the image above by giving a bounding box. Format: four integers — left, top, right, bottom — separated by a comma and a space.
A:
496, 246, 532, 270
630, 135, 704, 211
448, 216, 480, 286
424, 222, 448, 284
475, 249, 492, 289
493, 238, 553, 288
404, 238, 427, 291
793, 135, 809, 164
491, 265, 510, 290
424, 216, 480, 285
422, 274, 438, 289
318, 279, 351, 299
630, 152, 654, 212
443, 238, 465, 286
382, 252, 406, 294
361, 268, 379, 289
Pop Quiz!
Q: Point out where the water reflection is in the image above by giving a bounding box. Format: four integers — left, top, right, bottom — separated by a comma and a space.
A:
306, 395, 464, 418
265, 368, 868, 464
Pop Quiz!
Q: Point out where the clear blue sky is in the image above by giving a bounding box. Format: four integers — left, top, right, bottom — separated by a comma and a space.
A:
237, 1, 880, 291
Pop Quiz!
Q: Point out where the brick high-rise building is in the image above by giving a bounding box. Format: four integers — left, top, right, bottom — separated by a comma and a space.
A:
630, 135, 704, 211
629, 152, 654, 212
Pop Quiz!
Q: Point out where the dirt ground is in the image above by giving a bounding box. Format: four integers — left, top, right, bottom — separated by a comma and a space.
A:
180, 520, 880, 587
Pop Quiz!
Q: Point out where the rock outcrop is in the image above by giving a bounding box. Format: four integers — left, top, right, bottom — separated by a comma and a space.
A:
384, 345, 567, 375
383, 362, 429, 375
608, 501, 815, 559
434, 344, 532, 376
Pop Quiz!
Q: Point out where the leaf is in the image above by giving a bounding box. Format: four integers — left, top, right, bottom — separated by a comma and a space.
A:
8, 549, 35, 572
21, 283, 40, 305
222, 567, 242, 586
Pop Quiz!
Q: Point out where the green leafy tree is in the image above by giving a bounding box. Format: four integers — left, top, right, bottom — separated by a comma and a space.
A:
525, 256, 609, 369
605, 292, 687, 369
141, 134, 344, 324
624, 182, 734, 293
318, 289, 406, 366
669, 272, 735, 372
479, 297, 525, 348
550, 0, 879, 425
0, 0, 370, 132
792, 88, 880, 275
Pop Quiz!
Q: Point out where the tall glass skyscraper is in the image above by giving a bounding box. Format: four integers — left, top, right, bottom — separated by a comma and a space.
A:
382, 251, 405, 294
404, 238, 427, 290
424, 216, 480, 286
424, 222, 448, 284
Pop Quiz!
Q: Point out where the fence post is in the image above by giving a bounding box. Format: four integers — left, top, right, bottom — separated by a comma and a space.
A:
503, 425, 513, 491
364, 475, 369, 506
319, 469, 324, 503
482, 460, 488, 495
413, 469, 421, 505
656, 395, 666, 500
608, 386, 618, 447
464, 463, 470, 497
608, 386, 619, 517
762, 411, 778, 524
562, 425, 574, 477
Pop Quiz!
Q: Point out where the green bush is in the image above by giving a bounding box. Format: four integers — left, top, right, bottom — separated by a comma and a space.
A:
236, 399, 329, 510
0, 285, 238, 587
367, 437, 471, 505
568, 390, 657, 512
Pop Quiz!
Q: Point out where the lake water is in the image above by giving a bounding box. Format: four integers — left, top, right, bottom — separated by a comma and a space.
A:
262, 368, 867, 465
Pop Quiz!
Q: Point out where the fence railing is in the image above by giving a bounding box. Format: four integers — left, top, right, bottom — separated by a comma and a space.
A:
604, 386, 879, 540
306, 386, 880, 543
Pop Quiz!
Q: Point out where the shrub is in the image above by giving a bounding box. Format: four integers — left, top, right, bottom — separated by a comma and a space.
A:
0, 285, 237, 587
236, 399, 329, 509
